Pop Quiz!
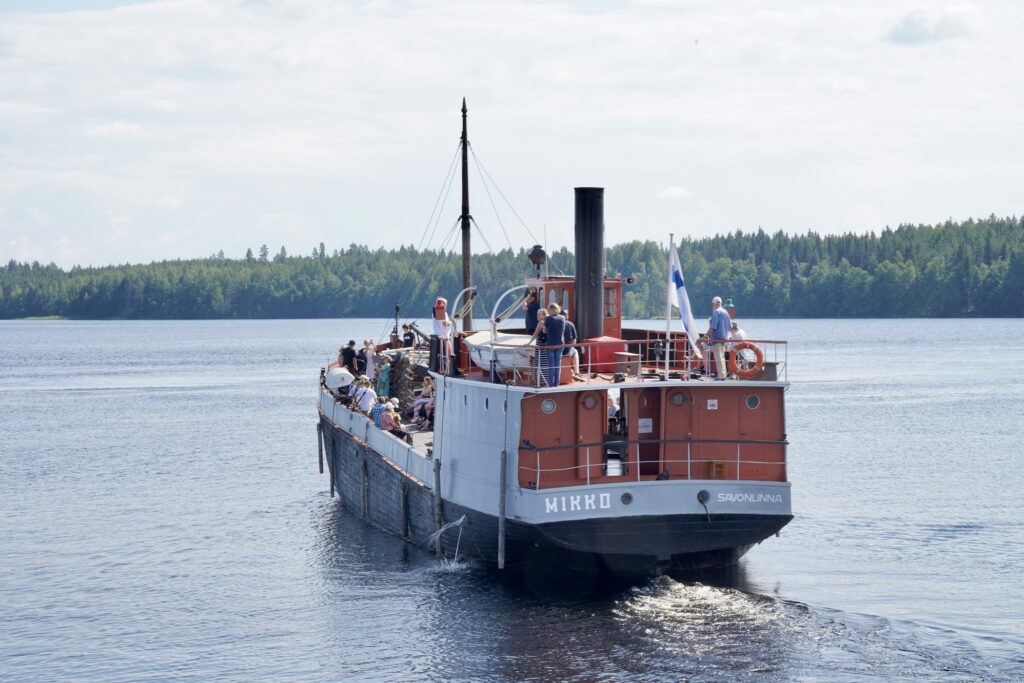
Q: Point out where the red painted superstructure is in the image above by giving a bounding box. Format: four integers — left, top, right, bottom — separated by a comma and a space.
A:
517, 383, 786, 490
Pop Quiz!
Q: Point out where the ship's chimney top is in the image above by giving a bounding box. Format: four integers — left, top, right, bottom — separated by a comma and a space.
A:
574, 187, 604, 341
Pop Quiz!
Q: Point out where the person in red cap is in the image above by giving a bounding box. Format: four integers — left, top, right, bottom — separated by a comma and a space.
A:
432, 297, 452, 373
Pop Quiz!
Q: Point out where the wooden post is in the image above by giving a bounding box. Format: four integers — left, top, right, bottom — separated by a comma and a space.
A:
401, 481, 410, 540
432, 458, 443, 557
328, 427, 335, 498
316, 422, 324, 474
498, 449, 507, 569
361, 459, 369, 519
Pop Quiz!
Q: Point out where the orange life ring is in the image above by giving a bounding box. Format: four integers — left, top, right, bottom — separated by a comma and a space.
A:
728, 341, 764, 379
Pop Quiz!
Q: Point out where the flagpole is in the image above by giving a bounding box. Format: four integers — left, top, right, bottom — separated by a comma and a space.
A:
665, 234, 673, 381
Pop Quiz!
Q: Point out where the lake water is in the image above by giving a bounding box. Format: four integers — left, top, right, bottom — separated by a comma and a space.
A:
1, 318, 1021, 681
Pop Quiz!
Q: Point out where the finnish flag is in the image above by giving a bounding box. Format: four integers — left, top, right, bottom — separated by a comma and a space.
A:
669, 240, 703, 357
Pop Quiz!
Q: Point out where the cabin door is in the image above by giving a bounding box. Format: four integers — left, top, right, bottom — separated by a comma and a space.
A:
636, 388, 661, 476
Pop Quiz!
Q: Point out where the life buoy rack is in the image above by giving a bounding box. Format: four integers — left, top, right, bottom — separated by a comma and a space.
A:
728, 341, 764, 379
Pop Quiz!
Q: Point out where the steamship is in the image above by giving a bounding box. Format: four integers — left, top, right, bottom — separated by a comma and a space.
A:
316, 103, 792, 577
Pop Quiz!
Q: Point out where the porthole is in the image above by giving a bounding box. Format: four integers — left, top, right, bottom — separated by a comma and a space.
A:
745, 394, 760, 410
582, 394, 598, 410
669, 392, 687, 407
485, 397, 489, 409
503, 400, 508, 414
621, 492, 633, 505
541, 398, 557, 414
464, 394, 468, 407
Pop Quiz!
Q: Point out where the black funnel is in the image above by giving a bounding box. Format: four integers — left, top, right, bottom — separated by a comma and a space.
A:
574, 187, 604, 341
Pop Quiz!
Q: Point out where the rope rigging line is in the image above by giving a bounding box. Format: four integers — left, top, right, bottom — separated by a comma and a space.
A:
438, 217, 462, 254
421, 151, 461, 255
386, 218, 461, 342
469, 145, 540, 245
417, 142, 462, 253
469, 145, 515, 253
470, 217, 496, 254
384, 143, 461, 337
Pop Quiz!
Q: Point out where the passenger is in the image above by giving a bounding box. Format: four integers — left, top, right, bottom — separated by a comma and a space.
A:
369, 395, 388, 428
375, 355, 391, 396
353, 378, 378, 414
402, 324, 416, 348
727, 320, 752, 377
704, 296, 731, 380
522, 287, 540, 334
728, 320, 748, 346
607, 394, 620, 418
414, 396, 435, 431
432, 298, 453, 374
355, 344, 367, 375
362, 339, 378, 380
344, 378, 360, 400
339, 339, 357, 372
412, 375, 434, 419
382, 402, 413, 445
542, 303, 567, 387
562, 316, 583, 381
528, 308, 549, 386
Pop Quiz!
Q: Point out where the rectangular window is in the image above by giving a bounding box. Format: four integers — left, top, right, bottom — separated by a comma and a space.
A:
604, 287, 617, 318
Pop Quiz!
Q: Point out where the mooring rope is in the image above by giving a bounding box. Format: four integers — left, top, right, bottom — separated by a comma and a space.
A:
425, 514, 467, 559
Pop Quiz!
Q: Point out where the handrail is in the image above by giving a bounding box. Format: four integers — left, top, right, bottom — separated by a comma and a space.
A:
482, 335, 788, 385
517, 434, 787, 488
519, 437, 787, 488
519, 458, 787, 475
520, 436, 789, 453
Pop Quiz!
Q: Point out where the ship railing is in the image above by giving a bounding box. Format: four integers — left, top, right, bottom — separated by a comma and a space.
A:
319, 386, 435, 484
491, 336, 787, 387
519, 437, 788, 490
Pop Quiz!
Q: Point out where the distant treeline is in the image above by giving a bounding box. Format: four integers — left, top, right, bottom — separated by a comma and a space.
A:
2, 215, 1023, 319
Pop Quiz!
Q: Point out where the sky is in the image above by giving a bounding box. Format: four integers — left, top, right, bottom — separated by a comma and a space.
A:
1, 0, 1022, 268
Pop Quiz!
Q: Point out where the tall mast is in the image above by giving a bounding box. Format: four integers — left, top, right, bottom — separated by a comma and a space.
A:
460, 98, 473, 332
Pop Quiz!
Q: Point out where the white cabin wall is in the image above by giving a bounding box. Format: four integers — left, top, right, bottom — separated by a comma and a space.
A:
434, 375, 524, 515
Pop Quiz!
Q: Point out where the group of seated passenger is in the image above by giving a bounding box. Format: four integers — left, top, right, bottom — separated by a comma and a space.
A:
369, 395, 412, 445
338, 371, 436, 443
346, 376, 378, 413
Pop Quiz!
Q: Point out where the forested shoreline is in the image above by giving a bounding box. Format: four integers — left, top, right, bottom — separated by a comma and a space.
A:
3, 215, 1022, 319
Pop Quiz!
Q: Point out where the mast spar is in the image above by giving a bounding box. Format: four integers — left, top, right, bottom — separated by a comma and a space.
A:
460, 98, 473, 332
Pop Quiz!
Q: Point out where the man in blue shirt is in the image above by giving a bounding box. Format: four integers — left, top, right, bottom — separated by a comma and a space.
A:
541, 303, 567, 386
705, 296, 731, 379
523, 287, 540, 334
340, 340, 357, 373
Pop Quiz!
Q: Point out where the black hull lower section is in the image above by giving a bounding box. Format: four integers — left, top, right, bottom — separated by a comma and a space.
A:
320, 417, 792, 578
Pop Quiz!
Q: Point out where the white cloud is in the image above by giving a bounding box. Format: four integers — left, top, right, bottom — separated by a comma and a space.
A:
886, 2, 983, 44
106, 211, 134, 240
81, 120, 152, 140
156, 195, 184, 210
0, 169, 119, 196
658, 186, 693, 200
28, 208, 50, 225
0, 100, 60, 121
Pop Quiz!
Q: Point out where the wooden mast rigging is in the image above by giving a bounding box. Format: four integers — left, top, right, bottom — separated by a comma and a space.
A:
460, 98, 473, 332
